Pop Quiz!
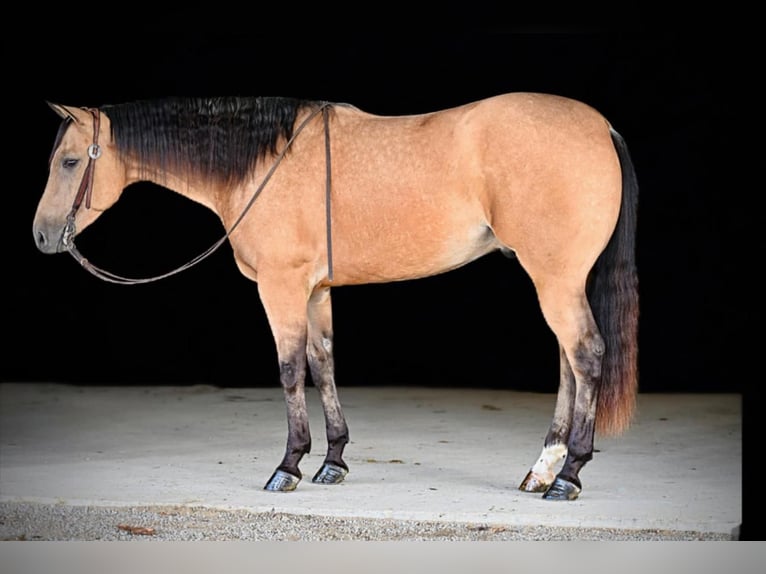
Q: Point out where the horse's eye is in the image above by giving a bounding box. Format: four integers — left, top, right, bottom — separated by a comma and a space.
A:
62, 158, 79, 169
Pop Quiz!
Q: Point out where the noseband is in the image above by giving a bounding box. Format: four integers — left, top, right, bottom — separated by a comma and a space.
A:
62, 107, 101, 249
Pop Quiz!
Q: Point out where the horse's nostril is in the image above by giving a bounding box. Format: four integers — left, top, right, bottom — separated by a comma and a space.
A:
33, 226, 52, 252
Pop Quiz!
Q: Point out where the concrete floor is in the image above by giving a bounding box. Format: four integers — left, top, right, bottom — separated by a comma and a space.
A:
0, 383, 742, 539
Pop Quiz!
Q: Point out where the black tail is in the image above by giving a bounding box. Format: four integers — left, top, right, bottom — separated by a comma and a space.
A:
589, 127, 640, 436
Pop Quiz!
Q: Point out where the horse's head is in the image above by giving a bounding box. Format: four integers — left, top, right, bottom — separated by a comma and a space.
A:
33, 103, 126, 254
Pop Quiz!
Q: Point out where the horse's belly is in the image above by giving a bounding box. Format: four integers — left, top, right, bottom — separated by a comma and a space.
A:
335, 219, 499, 285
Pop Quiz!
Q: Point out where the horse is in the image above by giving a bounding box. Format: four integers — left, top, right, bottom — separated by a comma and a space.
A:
32, 93, 639, 500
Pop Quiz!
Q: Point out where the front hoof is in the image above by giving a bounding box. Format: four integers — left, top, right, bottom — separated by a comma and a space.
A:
519, 470, 551, 493
312, 463, 348, 485
264, 469, 301, 492
542, 477, 581, 500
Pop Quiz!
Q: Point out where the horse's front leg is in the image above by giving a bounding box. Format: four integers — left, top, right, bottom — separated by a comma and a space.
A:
307, 286, 349, 484
258, 279, 312, 492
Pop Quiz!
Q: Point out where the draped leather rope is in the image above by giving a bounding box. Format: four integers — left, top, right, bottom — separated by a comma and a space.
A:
64, 102, 334, 284
323, 104, 333, 282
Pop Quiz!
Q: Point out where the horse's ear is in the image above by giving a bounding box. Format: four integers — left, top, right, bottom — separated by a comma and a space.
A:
46, 102, 87, 124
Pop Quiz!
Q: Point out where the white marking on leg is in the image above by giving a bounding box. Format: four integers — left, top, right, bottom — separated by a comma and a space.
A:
530, 443, 567, 484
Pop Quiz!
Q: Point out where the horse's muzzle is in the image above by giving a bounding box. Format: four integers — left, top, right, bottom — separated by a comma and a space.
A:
32, 221, 68, 254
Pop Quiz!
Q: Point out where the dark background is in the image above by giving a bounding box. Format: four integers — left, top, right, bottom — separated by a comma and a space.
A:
4, 12, 750, 396
2, 7, 760, 541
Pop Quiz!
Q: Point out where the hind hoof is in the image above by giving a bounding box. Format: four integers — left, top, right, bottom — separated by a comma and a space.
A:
542, 477, 581, 500
519, 470, 551, 493
264, 469, 301, 492
312, 463, 348, 484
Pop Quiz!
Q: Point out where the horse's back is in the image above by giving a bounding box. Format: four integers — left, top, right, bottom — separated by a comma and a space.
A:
326, 93, 621, 283
235, 93, 623, 287
335, 91, 618, 216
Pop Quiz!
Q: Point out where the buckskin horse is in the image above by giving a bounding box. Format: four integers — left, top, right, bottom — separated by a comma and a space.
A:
32, 93, 639, 500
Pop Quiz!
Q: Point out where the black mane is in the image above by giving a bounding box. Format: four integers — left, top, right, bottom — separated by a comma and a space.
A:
102, 97, 329, 186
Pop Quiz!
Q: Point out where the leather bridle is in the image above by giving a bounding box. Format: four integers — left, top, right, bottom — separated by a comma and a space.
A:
62, 107, 101, 250
62, 102, 334, 284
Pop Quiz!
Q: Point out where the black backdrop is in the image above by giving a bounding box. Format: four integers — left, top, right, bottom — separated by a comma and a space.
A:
5, 14, 749, 396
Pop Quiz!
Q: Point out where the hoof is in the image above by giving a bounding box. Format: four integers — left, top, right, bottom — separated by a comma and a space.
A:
519, 470, 551, 493
542, 477, 581, 501
264, 469, 301, 492
312, 463, 348, 485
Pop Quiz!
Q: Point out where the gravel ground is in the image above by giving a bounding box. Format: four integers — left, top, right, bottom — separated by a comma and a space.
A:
0, 502, 733, 541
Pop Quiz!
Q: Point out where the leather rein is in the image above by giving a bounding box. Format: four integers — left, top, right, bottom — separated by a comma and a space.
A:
63, 103, 334, 284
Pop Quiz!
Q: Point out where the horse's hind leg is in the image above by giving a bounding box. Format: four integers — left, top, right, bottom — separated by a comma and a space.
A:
524, 286, 604, 501
519, 345, 574, 492
306, 286, 350, 484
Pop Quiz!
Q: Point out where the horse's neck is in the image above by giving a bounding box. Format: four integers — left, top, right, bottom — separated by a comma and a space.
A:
126, 165, 221, 213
